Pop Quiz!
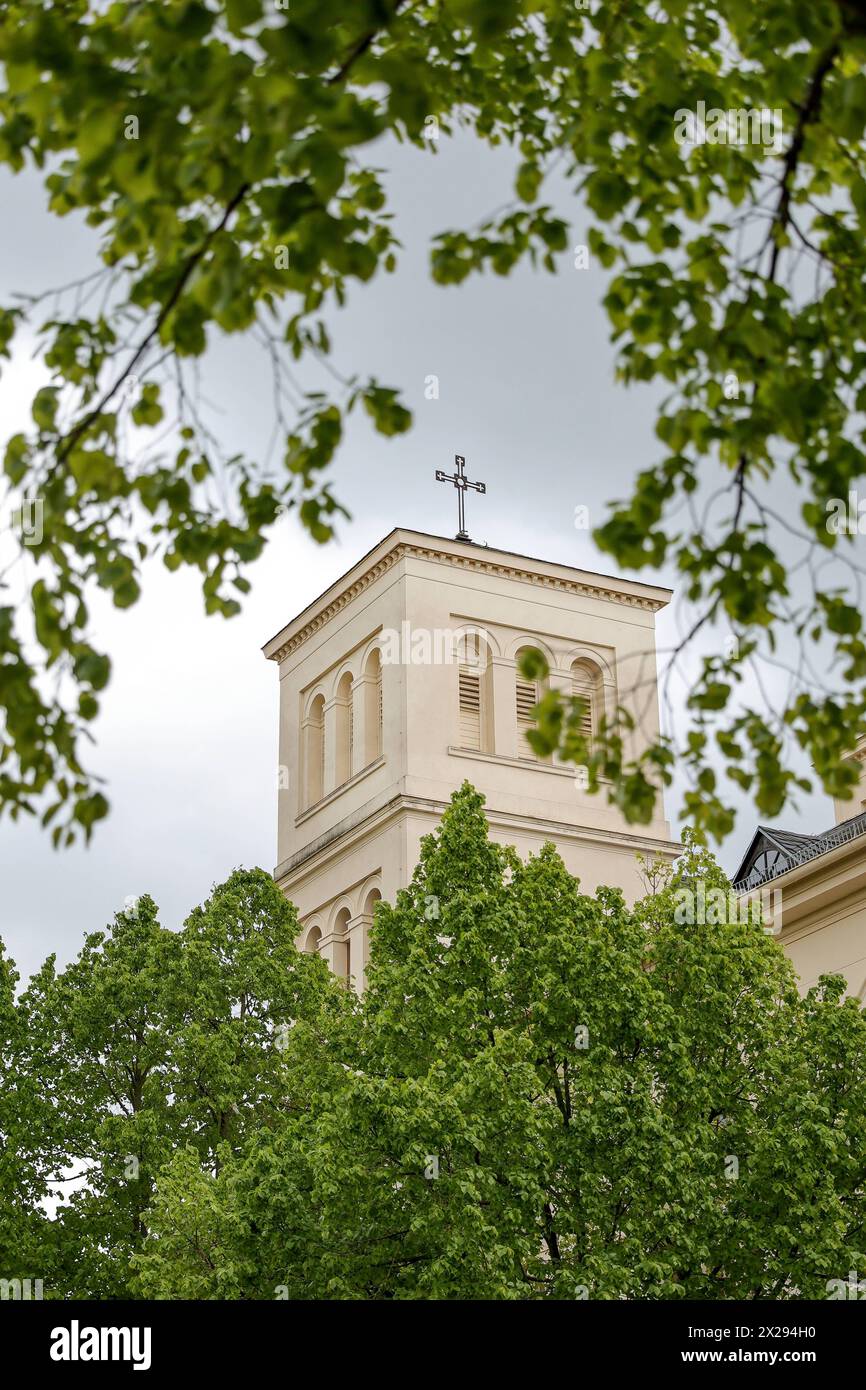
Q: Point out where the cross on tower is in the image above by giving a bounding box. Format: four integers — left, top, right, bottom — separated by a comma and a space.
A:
435, 454, 486, 542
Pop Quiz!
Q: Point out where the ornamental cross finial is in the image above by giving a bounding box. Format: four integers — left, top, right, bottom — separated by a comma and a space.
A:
435, 454, 486, 542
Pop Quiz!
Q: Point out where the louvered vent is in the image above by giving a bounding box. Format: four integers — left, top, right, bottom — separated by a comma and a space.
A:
377, 675, 383, 754
459, 669, 481, 750
572, 667, 596, 747
516, 679, 537, 760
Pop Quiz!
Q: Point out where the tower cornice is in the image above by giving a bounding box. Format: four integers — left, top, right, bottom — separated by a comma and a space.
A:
262, 529, 671, 666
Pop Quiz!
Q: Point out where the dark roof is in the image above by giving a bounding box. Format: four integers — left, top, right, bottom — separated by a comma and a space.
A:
733, 811, 866, 892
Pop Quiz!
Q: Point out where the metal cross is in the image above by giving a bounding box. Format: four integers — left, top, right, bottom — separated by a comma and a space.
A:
435, 454, 486, 542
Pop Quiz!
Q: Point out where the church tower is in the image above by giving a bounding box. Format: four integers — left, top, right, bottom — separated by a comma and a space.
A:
263, 527, 678, 991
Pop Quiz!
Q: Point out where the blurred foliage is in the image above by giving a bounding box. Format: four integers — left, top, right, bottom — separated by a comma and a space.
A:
1, 1, 865, 839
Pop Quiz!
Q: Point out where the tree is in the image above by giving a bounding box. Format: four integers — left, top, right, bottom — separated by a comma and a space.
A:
0, 937, 55, 1282
3, 866, 341, 1298
168, 867, 344, 1164
2, 1, 866, 842
138, 784, 866, 1300
12, 894, 185, 1297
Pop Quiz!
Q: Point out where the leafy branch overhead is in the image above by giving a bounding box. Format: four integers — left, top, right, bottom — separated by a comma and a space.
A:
2, 0, 866, 840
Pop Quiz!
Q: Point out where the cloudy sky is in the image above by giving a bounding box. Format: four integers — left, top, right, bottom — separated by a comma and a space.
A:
0, 128, 847, 982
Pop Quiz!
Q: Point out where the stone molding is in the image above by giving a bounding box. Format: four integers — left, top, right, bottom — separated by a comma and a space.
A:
265, 539, 669, 665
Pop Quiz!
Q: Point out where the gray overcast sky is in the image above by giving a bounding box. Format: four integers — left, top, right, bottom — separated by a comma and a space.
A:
0, 129, 846, 982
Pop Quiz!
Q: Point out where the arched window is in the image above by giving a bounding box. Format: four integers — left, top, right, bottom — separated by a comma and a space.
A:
358, 887, 381, 994
334, 671, 354, 786
456, 630, 492, 752
363, 648, 382, 765
743, 847, 786, 890
303, 694, 325, 807
515, 646, 547, 762
570, 659, 602, 749
333, 906, 351, 982
303, 924, 322, 955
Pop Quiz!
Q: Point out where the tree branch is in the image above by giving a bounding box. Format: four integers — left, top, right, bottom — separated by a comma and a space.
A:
54, 183, 250, 468
767, 43, 839, 283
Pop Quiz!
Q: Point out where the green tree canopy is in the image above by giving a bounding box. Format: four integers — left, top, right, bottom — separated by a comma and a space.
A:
136, 785, 866, 1300
0, 936, 50, 1274
3, 1, 866, 841
0, 867, 343, 1298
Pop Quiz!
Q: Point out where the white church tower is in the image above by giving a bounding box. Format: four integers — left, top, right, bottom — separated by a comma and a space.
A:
263, 526, 678, 991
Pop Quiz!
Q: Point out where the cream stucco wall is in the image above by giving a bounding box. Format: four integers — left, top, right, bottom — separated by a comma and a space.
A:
744, 837, 866, 1000
263, 529, 680, 992
784, 898, 866, 1000
763, 736, 866, 998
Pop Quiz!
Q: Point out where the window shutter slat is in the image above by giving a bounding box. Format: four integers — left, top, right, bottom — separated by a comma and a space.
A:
459, 669, 481, 750
516, 679, 537, 760
377, 675, 383, 755
572, 667, 596, 745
